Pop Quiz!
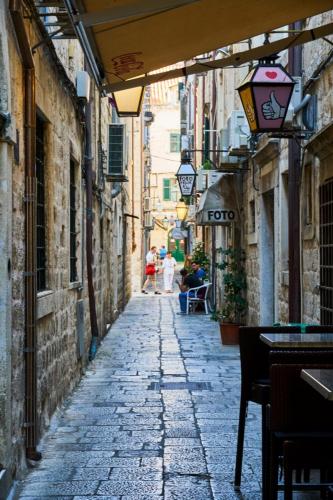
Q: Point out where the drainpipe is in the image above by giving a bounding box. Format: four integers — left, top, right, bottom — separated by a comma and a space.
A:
131, 118, 136, 252
85, 98, 99, 360
211, 65, 217, 308
288, 21, 302, 323
9, 0, 41, 461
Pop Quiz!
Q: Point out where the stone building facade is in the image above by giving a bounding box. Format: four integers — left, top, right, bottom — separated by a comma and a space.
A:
181, 11, 333, 326
0, 0, 145, 494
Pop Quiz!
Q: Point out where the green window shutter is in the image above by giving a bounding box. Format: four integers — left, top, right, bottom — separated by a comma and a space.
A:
163, 179, 171, 201
108, 124, 124, 176
170, 133, 180, 153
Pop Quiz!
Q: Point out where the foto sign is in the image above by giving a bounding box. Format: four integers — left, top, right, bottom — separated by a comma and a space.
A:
207, 209, 236, 223
197, 208, 237, 225
176, 161, 197, 197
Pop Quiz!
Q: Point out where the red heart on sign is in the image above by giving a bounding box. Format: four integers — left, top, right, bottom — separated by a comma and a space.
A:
265, 71, 277, 79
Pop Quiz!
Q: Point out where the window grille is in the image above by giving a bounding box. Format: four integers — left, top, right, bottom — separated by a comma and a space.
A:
70, 159, 77, 282
319, 179, 333, 324
36, 115, 46, 291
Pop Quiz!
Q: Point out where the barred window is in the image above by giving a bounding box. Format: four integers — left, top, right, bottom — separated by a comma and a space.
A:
320, 179, 333, 324
69, 159, 77, 282
36, 115, 46, 291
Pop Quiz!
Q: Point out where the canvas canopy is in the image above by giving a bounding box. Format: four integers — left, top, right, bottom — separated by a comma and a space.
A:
66, 0, 333, 91
196, 174, 239, 226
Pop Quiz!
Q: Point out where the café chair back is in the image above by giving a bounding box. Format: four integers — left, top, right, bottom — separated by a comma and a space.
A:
269, 363, 333, 500
234, 325, 301, 491
186, 283, 211, 314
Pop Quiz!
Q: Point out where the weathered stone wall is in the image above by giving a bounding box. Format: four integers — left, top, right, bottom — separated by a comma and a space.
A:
0, 4, 14, 490
300, 12, 333, 323
2, 1, 136, 483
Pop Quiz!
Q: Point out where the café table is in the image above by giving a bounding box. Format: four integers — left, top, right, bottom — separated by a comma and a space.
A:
301, 368, 333, 401
260, 332, 333, 348
259, 333, 333, 496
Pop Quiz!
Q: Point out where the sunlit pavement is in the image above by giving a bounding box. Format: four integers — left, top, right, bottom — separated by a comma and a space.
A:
17, 294, 266, 499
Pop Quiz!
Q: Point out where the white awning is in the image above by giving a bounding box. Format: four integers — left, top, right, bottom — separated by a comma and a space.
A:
196, 174, 239, 226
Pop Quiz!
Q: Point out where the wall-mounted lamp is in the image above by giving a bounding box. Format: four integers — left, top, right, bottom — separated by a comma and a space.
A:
237, 56, 294, 133
111, 86, 145, 117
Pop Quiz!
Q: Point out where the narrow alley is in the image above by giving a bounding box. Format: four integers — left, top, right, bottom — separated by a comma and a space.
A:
16, 295, 261, 500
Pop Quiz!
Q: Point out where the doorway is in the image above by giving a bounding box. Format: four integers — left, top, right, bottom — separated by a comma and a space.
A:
168, 234, 185, 262
260, 189, 275, 324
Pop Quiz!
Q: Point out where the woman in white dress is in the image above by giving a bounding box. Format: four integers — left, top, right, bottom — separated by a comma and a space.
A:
162, 252, 177, 293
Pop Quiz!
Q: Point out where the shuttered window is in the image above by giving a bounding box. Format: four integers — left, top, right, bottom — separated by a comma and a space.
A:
170, 133, 180, 153
108, 124, 124, 176
163, 178, 171, 200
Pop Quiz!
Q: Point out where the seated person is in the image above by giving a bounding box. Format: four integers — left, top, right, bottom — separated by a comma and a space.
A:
191, 261, 206, 282
178, 268, 202, 314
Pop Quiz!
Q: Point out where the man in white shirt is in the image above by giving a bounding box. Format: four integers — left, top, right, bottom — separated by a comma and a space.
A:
142, 246, 161, 294
162, 252, 177, 293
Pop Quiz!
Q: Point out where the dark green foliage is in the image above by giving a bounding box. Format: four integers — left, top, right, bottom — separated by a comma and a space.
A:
191, 242, 210, 273
212, 247, 247, 324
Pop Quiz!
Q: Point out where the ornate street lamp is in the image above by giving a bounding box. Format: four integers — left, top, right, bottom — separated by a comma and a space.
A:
176, 200, 189, 221
176, 159, 197, 197
112, 86, 145, 117
237, 57, 294, 133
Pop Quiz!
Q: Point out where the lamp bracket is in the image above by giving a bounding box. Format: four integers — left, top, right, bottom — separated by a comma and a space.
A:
267, 128, 314, 140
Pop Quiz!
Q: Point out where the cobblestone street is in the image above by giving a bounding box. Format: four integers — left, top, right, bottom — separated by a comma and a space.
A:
17, 294, 262, 499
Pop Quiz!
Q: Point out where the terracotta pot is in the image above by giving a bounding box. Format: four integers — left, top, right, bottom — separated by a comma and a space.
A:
219, 322, 239, 345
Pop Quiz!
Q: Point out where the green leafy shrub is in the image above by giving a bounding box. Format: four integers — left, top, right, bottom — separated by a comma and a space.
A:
191, 242, 210, 273
212, 247, 247, 324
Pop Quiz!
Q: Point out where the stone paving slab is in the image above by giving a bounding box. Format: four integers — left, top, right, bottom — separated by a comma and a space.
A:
16, 294, 285, 499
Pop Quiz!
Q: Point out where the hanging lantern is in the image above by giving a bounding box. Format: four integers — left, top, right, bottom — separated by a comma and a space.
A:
176, 159, 197, 197
112, 86, 144, 117
176, 200, 189, 221
237, 57, 294, 133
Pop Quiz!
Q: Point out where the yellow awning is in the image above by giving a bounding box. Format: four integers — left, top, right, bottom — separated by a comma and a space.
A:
72, 0, 333, 89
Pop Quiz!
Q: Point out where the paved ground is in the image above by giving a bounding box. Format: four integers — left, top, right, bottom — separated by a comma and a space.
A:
17, 294, 263, 499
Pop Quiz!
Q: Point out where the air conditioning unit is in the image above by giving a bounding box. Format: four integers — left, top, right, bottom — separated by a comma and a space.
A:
106, 124, 128, 182
144, 197, 151, 212
151, 198, 158, 210
227, 110, 250, 155
207, 170, 223, 188
76, 71, 90, 102
219, 128, 238, 165
196, 169, 208, 192
144, 213, 154, 229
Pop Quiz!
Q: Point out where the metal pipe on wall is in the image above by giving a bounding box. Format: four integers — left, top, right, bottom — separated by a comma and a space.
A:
288, 20, 303, 323
85, 98, 99, 360
9, 0, 41, 461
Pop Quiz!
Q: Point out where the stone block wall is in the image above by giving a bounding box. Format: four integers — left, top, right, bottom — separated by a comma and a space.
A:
1, 3, 136, 483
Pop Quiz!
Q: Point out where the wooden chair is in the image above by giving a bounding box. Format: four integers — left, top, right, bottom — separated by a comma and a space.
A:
234, 325, 301, 493
186, 283, 211, 314
268, 363, 333, 500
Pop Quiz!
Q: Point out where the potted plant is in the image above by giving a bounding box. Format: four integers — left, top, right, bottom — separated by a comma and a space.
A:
212, 247, 247, 345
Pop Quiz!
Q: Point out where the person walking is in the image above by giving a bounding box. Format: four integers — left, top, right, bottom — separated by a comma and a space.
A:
159, 245, 167, 264
142, 246, 161, 294
162, 251, 177, 293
